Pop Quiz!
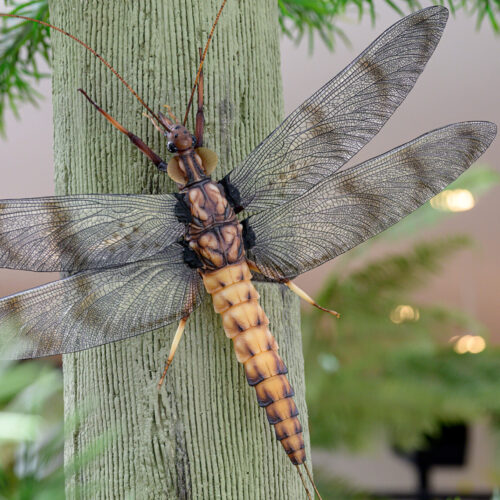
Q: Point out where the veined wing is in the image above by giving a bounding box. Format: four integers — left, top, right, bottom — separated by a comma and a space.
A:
244, 122, 496, 280
223, 6, 448, 214
0, 194, 184, 272
0, 243, 204, 359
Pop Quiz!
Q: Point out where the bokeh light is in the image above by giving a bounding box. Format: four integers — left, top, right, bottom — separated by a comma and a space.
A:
390, 305, 420, 324
430, 189, 475, 212
453, 334, 486, 354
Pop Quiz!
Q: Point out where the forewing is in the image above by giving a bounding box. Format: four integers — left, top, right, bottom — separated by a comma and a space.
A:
245, 122, 496, 280
0, 194, 184, 272
0, 243, 205, 359
224, 6, 448, 214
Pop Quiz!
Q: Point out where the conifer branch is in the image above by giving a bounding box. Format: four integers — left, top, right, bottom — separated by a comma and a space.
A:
0, 0, 49, 134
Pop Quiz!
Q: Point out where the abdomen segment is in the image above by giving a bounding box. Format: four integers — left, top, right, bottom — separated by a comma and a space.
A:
202, 262, 306, 465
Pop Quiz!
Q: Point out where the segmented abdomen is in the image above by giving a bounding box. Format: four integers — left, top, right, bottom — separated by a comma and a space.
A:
202, 262, 306, 465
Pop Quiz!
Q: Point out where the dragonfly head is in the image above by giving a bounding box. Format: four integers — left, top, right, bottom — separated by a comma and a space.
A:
155, 111, 196, 153
165, 124, 197, 154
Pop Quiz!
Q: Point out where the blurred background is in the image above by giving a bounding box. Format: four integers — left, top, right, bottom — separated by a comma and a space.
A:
0, 1, 499, 498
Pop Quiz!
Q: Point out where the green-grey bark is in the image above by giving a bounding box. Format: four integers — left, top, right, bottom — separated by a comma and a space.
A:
50, 1, 310, 498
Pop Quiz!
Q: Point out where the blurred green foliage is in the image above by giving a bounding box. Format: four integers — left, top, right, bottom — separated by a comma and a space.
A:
0, 358, 111, 499
0, 0, 49, 135
0, 359, 64, 499
313, 472, 380, 499
303, 234, 500, 449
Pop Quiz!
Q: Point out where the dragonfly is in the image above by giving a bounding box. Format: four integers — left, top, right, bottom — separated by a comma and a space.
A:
0, 5, 496, 499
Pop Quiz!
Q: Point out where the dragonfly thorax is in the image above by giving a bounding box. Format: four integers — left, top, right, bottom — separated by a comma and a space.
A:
183, 180, 245, 271
168, 149, 208, 186
164, 125, 221, 187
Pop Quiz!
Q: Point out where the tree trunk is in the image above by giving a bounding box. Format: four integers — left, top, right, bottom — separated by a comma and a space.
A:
50, 1, 310, 498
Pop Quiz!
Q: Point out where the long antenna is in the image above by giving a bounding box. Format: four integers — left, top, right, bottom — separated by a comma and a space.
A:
182, 0, 228, 126
0, 13, 166, 128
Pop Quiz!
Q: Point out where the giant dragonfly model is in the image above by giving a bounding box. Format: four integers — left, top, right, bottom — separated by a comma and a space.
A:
0, 5, 496, 499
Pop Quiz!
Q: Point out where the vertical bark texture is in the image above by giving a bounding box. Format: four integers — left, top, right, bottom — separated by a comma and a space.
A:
50, 1, 310, 498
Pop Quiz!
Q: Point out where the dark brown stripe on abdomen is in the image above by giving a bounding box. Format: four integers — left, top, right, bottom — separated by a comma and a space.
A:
202, 262, 306, 465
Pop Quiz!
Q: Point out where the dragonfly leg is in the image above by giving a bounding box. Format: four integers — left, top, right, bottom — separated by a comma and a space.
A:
245, 258, 262, 275
195, 47, 205, 147
78, 89, 168, 172
285, 281, 340, 318
246, 259, 340, 318
158, 316, 189, 390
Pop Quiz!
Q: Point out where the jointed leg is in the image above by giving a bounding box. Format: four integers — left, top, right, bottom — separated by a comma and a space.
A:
158, 317, 189, 390
78, 89, 168, 172
246, 259, 261, 275
195, 47, 205, 147
246, 258, 340, 319
285, 281, 340, 318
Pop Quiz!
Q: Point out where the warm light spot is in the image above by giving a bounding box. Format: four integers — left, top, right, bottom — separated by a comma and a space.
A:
454, 334, 486, 354
430, 189, 475, 212
455, 335, 471, 354
390, 305, 420, 324
468, 336, 486, 354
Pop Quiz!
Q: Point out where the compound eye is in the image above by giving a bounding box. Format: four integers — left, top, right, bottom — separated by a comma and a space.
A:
167, 142, 178, 153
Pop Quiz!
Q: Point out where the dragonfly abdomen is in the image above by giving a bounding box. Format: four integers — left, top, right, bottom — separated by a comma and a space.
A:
202, 262, 306, 465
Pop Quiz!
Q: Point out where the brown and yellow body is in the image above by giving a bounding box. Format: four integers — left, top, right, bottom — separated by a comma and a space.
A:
175, 147, 306, 466
202, 262, 306, 465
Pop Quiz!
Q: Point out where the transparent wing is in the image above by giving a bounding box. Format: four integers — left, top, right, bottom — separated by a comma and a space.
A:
0, 194, 184, 272
0, 243, 205, 359
245, 122, 496, 280
223, 6, 448, 214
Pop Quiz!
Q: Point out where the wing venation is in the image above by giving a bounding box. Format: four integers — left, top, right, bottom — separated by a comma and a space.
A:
0, 194, 184, 272
0, 244, 205, 359
225, 6, 449, 215
246, 122, 496, 280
